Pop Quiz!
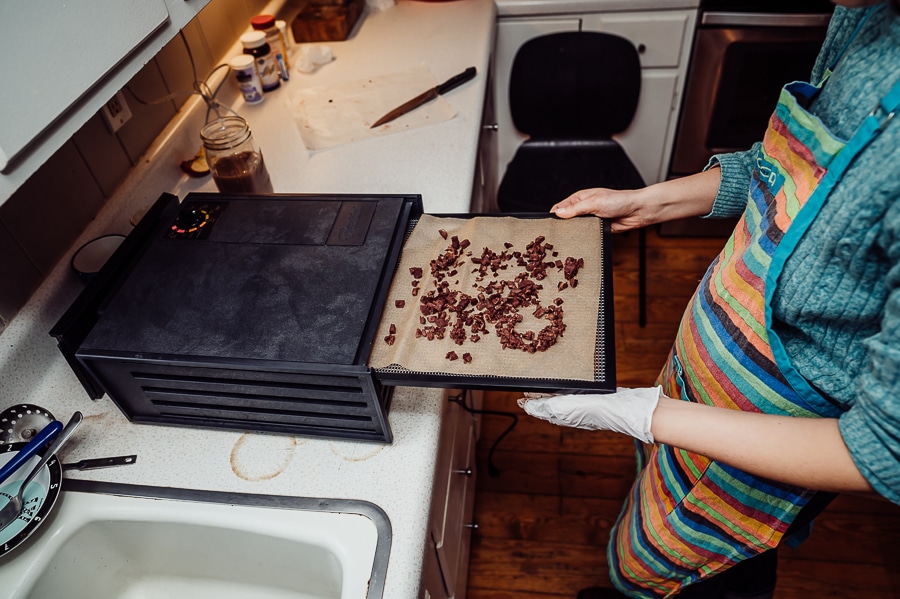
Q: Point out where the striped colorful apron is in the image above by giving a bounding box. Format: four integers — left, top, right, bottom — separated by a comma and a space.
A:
608, 8, 900, 597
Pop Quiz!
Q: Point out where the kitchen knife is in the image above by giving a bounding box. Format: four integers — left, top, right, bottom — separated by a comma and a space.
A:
371, 66, 477, 128
0, 420, 63, 486
62, 454, 138, 471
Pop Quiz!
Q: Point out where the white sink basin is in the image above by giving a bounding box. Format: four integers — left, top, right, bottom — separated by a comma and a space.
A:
0, 482, 390, 599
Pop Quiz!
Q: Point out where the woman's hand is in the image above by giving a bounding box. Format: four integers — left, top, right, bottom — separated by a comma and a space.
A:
551, 169, 724, 232
551, 188, 649, 233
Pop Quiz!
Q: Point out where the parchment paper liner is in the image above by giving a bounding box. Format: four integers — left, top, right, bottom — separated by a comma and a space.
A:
287, 64, 457, 150
369, 215, 604, 381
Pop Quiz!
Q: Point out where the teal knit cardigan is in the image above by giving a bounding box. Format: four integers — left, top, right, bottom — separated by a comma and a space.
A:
704, 3, 900, 503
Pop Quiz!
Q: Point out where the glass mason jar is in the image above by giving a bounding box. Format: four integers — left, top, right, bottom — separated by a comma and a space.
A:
200, 116, 273, 194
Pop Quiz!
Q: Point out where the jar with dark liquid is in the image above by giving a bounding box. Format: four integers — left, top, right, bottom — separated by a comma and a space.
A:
200, 116, 273, 194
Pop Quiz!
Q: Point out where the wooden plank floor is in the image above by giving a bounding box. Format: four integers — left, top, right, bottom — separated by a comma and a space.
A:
466, 227, 900, 599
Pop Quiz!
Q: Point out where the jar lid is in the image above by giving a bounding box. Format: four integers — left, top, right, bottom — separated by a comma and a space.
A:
240, 30, 267, 48
229, 54, 255, 69
250, 14, 276, 30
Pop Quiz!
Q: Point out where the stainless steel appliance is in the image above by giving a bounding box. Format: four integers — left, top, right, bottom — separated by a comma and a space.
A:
662, 0, 834, 235
670, 0, 834, 176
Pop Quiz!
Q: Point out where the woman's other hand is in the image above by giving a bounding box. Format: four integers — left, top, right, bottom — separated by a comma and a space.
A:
551, 168, 724, 232
551, 188, 647, 232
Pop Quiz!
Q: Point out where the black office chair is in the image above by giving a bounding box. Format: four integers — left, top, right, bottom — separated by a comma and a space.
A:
497, 31, 648, 326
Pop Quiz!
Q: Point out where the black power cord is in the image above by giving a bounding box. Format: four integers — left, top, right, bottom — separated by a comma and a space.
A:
122, 30, 238, 123
449, 391, 518, 477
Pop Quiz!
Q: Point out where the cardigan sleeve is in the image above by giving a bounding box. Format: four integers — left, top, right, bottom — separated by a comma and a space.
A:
701, 145, 759, 219
839, 194, 900, 505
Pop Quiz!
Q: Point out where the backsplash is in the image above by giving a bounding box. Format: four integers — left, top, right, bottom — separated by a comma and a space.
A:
0, 0, 271, 331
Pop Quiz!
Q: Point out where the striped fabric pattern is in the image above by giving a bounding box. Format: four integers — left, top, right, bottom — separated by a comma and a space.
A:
607, 85, 846, 597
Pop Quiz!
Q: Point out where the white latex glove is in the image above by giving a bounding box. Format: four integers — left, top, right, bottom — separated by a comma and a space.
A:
517, 386, 661, 444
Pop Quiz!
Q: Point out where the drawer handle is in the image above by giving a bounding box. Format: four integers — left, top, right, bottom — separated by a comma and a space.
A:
464, 522, 479, 529
483, 123, 499, 131
454, 468, 473, 477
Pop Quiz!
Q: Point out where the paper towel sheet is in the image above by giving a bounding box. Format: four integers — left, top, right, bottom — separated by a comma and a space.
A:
369, 215, 605, 382
287, 65, 456, 150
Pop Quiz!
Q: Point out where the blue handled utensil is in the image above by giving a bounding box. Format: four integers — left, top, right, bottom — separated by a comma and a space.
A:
0, 420, 63, 487
0, 412, 81, 533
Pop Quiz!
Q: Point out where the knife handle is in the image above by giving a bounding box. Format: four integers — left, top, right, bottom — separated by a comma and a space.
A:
0, 420, 63, 486
437, 66, 477, 95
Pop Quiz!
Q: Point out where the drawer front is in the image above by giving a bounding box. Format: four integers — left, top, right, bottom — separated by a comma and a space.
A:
582, 11, 690, 68
436, 406, 476, 597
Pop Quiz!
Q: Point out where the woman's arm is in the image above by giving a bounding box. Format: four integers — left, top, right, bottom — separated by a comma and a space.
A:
651, 397, 874, 493
551, 168, 723, 232
519, 389, 877, 495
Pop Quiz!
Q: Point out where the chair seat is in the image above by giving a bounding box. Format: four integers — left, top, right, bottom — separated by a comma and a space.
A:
497, 140, 645, 213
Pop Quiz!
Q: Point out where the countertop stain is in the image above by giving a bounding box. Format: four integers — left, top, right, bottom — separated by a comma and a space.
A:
230, 433, 299, 481
328, 442, 385, 462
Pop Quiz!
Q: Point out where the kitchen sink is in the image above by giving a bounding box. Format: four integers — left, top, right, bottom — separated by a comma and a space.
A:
0, 481, 391, 599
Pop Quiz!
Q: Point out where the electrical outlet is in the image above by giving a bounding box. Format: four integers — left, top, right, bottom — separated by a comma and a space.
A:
101, 92, 132, 133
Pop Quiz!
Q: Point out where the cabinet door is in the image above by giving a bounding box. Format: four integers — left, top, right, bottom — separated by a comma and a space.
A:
493, 18, 581, 182
429, 395, 477, 598
617, 71, 679, 186
581, 10, 696, 184
0, 0, 170, 170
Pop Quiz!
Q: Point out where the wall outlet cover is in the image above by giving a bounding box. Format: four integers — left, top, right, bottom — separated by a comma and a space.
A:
101, 92, 133, 133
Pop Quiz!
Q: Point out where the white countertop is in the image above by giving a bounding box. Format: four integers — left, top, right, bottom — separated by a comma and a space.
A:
0, 1, 496, 597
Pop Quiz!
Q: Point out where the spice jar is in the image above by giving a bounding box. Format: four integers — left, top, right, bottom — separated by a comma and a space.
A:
200, 116, 273, 194
229, 54, 264, 105
240, 30, 280, 92
250, 14, 290, 81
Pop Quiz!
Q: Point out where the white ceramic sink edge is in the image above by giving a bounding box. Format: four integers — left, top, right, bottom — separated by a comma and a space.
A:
0, 480, 391, 599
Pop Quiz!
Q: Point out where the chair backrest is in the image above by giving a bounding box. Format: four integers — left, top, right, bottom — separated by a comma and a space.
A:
509, 31, 641, 139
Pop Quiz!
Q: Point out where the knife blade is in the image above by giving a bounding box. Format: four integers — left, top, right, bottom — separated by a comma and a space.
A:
371, 66, 477, 128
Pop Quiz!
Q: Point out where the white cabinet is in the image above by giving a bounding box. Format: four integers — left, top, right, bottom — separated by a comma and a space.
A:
0, 0, 212, 205
493, 8, 697, 186
421, 390, 481, 599
0, 1, 168, 172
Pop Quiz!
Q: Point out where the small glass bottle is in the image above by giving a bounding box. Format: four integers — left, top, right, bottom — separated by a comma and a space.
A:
240, 30, 280, 92
200, 116, 273, 194
229, 54, 264, 105
251, 14, 290, 81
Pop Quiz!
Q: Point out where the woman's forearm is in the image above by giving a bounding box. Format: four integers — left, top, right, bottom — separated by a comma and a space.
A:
651, 396, 874, 493
642, 168, 723, 223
